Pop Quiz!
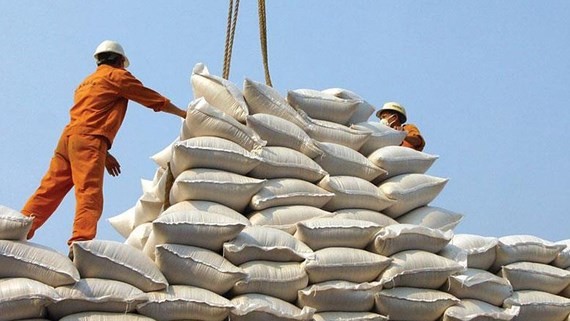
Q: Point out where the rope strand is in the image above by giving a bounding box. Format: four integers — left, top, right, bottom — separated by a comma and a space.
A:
258, 0, 273, 87
223, 0, 240, 79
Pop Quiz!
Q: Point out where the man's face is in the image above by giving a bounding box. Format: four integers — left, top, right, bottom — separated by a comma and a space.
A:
380, 111, 399, 126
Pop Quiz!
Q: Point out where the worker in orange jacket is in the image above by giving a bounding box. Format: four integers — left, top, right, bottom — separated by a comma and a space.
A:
21, 40, 187, 256
376, 102, 425, 151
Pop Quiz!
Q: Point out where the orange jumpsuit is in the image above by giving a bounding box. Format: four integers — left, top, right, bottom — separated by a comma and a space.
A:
22, 64, 169, 245
401, 124, 425, 152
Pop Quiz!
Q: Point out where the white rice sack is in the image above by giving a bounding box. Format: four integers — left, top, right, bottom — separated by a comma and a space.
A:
182, 97, 265, 151
287, 89, 360, 125
155, 244, 246, 294
170, 137, 262, 177
0, 278, 59, 321
313, 141, 386, 181
243, 78, 309, 127
125, 222, 153, 250
248, 146, 328, 182
304, 247, 392, 283
249, 178, 334, 211
72, 240, 168, 292
321, 87, 376, 124
149, 137, 177, 169
367, 224, 453, 256
170, 168, 265, 212
133, 192, 163, 228
47, 278, 147, 320
161, 200, 250, 226
142, 166, 168, 202
223, 226, 314, 266
137, 285, 233, 321
246, 113, 322, 159
0, 240, 79, 287
352, 121, 407, 156
232, 261, 309, 302
0, 205, 32, 240
107, 206, 136, 239
499, 262, 570, 294
297, 280, 383, 312
191, 63, 249, 123
502, 290, 570, 321
444, 268, 513, 306
247, 205, 333, 234
318, 175, 395, 212
380, 250, 465, 289
368, 145, 439, 180
313, 312, 389, 321
379, 174, 449, 219
553, 239, 570, 269
152, 211, 246, 252
444, 234, 498, 270
333, 209, 399, 227
141, 229, 159, 261
59, 313, 155, 321
230, 293, 315, 321
442, 299, 520, 321
396, 205, 464, 231
294, 217, 382, 250
304, 117, 372, 150
374, 287, 460, 321
491, 235, 567, 272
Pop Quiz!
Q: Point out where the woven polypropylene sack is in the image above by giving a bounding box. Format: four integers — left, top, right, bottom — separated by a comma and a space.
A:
321, 88, 376, 124
72, 240, 168, 292
491, 235, 567, 272
182, 97, 265, 151
161, 200, 251, 226
380, 250, 465, 289
230, 293, 315, 321
297, 280, 383, 312
170, 136, 262, 177
223, 226, 314, 266
137, 285, 233, 321
304, 247, 392, 284
352, 121, 407, 156
379, 174, 449, 219
247, 205, 333, 234
502, 290, 570, 321
332, 209, 398, 227
107, 206, 136, 239
59, 313, 156, 321
374, 287, 460, 321
368, 145, 439, 180
232, 261, 309, 302
248, 146, 328, 182
150, 137, 177, 169
313, 141, 386, 181
318, 175, 394, 212
287, 88, 359, 125
396, 206, 464, 232
47, 278, 147, 320
499, 261, 570, 294
313, 312, 389, 321
367, 223, 453, 256
0, 278, 59, 321
155, 244, 245, 294
294, 217, 382, 250
152, 210, 246, 252
246, 113, 322, 159
442, 299, 519, 321
443, 234, 498, 270
444, 268, 513, 306
304, 117, 372, 150
191, 63, 249, 123
243, 78, 309, 128
553, 239, 570, 269
132, 192, 163, 228
0, 205, 32, 240
249, 178, 334, 211
170, 168, 265, 212
0, 240, 79, 287
125, 222, 153, 250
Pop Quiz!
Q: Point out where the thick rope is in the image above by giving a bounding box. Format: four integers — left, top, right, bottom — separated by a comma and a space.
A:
223, 0, 240, 79
258, 0, 273, 87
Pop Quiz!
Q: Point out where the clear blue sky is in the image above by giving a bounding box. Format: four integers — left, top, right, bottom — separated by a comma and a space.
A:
1, 2, 568, 254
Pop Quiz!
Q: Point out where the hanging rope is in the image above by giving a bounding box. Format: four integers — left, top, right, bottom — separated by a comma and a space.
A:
222, 0, 240, 79
257, 0, 273, 87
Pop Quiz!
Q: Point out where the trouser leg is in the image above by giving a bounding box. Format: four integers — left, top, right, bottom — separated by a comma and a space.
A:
21, 134, 74, 239
67, 134, 107, 245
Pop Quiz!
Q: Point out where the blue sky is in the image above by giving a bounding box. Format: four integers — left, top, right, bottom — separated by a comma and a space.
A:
1, 2, 568, 254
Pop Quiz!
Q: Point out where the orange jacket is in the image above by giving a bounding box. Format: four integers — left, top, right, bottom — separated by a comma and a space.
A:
63, 64, 170, 147
401, 123, 425, 151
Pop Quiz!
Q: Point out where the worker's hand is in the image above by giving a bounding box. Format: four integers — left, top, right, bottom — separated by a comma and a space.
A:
105, 152, 121, 177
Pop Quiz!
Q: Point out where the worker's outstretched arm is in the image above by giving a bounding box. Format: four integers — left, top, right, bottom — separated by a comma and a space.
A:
162, 102, 187, 119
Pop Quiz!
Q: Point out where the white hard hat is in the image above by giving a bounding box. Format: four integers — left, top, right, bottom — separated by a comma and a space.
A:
376, 102, 407, 123
93, 40, 130, 67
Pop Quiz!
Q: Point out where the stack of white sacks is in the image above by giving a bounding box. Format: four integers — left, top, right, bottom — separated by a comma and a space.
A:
0, 62, 568, 320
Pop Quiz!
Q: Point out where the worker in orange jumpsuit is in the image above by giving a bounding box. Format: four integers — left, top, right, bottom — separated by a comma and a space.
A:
21, 40, 187, 256
376, 102, 425, 151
